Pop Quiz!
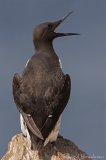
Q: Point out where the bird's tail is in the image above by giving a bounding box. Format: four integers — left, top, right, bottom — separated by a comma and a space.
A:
28, 129, 44, 150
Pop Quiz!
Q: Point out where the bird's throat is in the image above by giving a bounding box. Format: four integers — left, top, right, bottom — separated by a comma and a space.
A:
34, 41, 55, 54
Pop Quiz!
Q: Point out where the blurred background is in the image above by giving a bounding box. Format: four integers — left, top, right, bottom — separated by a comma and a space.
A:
0, 0, 105, 159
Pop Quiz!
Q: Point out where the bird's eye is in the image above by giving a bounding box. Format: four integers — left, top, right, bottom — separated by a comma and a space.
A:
48, 23, 52, 29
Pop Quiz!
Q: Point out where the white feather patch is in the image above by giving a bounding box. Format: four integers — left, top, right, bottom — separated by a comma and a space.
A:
59, 58, 62, 69
20, 114, 31, 144
25, 58, 30, 67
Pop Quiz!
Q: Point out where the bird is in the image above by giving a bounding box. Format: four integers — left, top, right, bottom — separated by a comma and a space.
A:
12, 12, 79, 150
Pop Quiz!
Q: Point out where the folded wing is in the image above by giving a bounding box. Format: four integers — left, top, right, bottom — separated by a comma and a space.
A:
13, 73, 71, 140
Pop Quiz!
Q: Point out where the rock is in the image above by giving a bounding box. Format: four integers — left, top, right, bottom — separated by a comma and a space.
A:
2, 133, 91, 160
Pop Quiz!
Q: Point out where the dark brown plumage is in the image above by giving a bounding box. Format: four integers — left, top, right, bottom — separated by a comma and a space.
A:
12, 12, 79, 149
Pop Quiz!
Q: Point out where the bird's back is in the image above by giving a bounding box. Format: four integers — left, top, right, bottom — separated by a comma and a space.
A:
19, 52, 65, 138
22, 52, 64, 98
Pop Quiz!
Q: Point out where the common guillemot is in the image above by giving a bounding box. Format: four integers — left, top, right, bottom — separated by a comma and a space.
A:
12, 12, 79, 149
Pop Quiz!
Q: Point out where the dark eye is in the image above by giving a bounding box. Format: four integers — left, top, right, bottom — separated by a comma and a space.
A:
48, 23, 52, 29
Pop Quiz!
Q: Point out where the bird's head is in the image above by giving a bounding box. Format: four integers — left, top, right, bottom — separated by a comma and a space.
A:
33, 12, 80, 50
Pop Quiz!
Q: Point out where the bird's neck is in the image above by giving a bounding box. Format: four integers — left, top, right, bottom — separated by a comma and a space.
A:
34, 41, 55, 54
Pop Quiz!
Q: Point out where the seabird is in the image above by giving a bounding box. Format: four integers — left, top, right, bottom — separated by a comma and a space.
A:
12, 12, 79, 149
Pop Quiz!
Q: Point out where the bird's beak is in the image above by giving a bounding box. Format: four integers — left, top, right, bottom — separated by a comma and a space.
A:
51, 11, 80, 38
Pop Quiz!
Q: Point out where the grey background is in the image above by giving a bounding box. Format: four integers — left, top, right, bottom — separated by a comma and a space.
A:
0, 0, 106, 159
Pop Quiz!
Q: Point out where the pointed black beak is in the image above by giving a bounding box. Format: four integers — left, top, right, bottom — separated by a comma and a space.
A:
51, 11, 80, 38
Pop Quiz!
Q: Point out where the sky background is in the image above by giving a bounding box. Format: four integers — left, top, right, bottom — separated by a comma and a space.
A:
0, 0, 106, 159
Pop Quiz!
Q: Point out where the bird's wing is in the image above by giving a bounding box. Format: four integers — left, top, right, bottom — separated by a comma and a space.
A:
12, 73, 22, 110
13, 73, 35, 114
40, 74, 71, 138
21, 74, 71, 139
21, 112, 44, 140
13, 73, 71, 140
12, 73, 44, 140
